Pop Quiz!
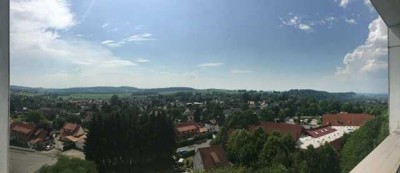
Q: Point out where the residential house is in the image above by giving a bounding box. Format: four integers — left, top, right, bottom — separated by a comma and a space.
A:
60, 123, 85, 140
10, 122, 51, 149
193, 145, 230, 171
60, 122, 86, 150
175, 122, 202, 140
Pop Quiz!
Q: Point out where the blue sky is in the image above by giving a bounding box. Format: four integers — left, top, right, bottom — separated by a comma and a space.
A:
10, 0, 388, 93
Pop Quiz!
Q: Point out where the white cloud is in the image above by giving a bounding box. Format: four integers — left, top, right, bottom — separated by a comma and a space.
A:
335, 17, 387, 82
101, 23, 109, 28
135, 58, 150, 63
345, 18, 357, 24
339, 0, 350, 8
325, 17, 337, 22
123, 33, 155, 42
231, 70, 253, 74
298, 24, 312, 31
197, 62, 224, 68
10, 0, 138, 87
281, 16, 299, 26
101, 40, 114, 44
281, 15, 313, 32
100, 33, 155, 48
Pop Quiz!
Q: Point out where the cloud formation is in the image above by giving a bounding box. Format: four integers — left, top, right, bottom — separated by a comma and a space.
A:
345, 18, 357, 24
10, 0, 137, 87
281, 16, 313, 32
197, 62, 224, 68
281, 15, 339, 32
335, 17, 387, 81
339, 0, 350, 8
101, 33, 155, 48
135, 58, 150, 63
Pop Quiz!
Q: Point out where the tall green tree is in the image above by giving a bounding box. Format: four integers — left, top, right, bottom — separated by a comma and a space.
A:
85, 107, 176, 172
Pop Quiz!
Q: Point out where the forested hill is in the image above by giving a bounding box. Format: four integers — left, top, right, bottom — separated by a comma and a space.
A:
285, 89, 357, 100
10, 85, 195, 94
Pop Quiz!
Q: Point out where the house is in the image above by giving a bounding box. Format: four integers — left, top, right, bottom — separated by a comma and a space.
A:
183, 108, 194, 122
10, 122, 52, 149
10, 122, 36, 146
247, 121, 304, 141
323, 113, 374, 126
60, 123, 85, 140
193, 145, 230, 171
175, 122, 201, 140
204, 119, 220, 133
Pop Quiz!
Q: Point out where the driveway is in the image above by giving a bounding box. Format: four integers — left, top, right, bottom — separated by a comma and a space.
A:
10, 149, 58, 173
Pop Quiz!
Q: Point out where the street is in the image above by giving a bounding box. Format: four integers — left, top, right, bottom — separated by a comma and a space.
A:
10, 149, 58, 173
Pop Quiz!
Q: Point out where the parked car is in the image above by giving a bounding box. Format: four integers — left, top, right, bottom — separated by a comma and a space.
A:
45, 145, 54, 151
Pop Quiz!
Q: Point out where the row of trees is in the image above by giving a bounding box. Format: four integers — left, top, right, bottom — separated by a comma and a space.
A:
225, 128, 340, 173
340, 112, 389, 172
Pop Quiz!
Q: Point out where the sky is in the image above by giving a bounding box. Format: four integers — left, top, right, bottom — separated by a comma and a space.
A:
10, 0, 388, 93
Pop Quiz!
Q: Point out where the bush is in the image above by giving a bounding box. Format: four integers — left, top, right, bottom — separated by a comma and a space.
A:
38, 156, 98, 173
178, 133, 213, 147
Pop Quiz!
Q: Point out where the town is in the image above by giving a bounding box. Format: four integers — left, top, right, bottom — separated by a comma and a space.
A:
9, 87, 388, 172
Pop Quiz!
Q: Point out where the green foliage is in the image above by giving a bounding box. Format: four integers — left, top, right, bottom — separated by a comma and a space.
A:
177, 133, 213, 147
291, 144, 340, 173
340, 113, 389, 173
226, 128, 340, 173
226, 130, 258, 166
85, 107, 176, 172
226, 110, 259, 129
178, 150, 196, 158
24, 111, 47, 124
38, 156, 98, 173
211, 126, 229, 145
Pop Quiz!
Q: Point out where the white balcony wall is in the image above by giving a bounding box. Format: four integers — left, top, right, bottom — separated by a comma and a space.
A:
0, 0, 9, 172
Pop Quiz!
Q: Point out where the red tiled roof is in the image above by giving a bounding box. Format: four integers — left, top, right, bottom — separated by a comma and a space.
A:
61, 123, 81, 138
248, 121, 304, 140
175, 122, 200, 133
63, 123, 79, 131
197, 145, 230, 170
329, 137, 344, 151
177, 125, 198, 132
306, 125, 337, 138
323, 113, 374, 126
10, 122, 36, 135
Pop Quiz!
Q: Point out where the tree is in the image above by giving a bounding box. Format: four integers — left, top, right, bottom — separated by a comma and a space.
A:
38, 156, 97, 173
24, 111, 47, 124
85, 110, 176, 172
226, 130, 257, 166
110, 95, 121, 106
340, 114, 388, 173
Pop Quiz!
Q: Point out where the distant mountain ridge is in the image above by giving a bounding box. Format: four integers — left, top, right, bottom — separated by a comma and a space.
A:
10, 85, 195, 94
